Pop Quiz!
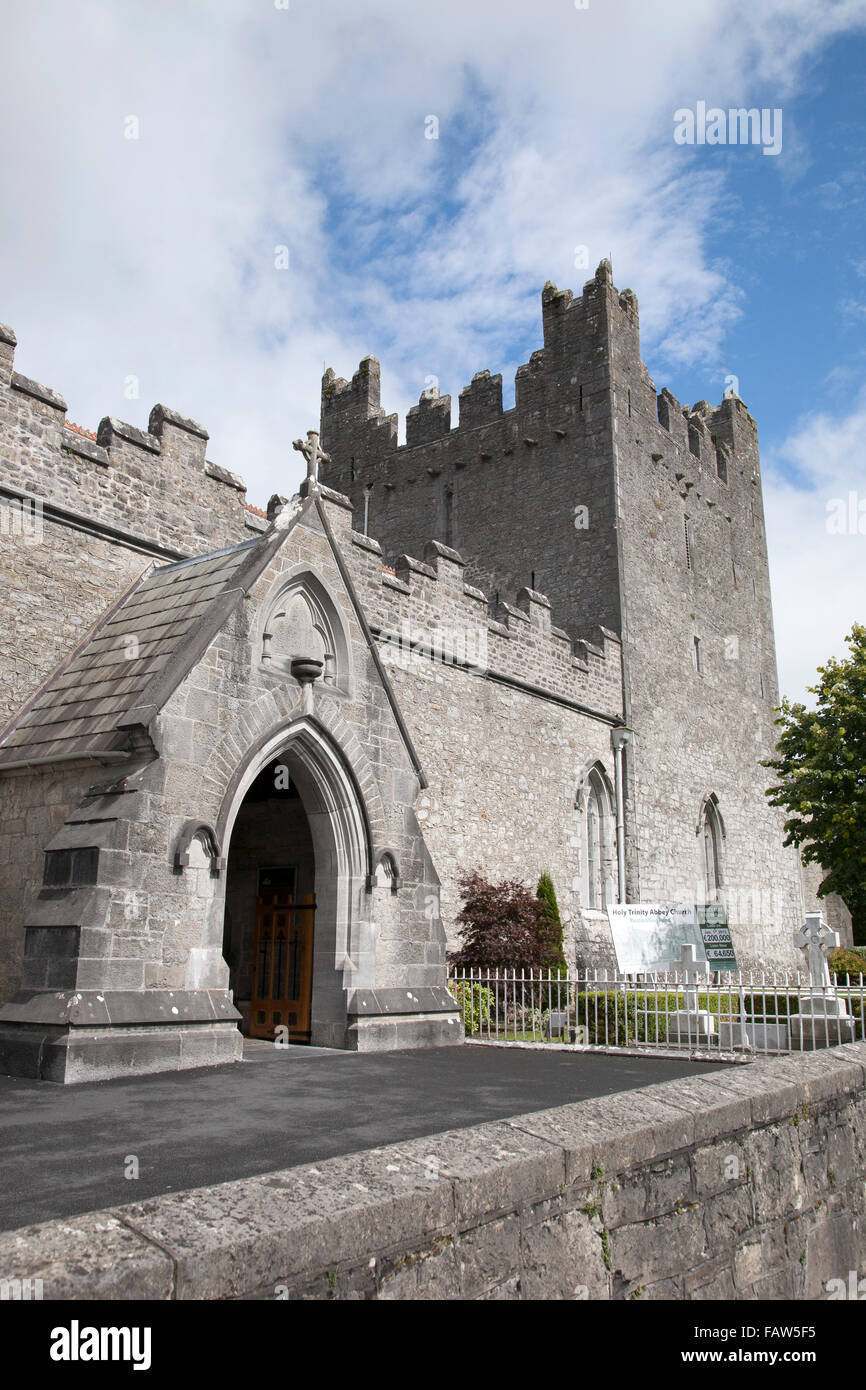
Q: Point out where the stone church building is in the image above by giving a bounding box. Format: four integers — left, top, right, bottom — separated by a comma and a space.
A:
0, 260, 805, 1081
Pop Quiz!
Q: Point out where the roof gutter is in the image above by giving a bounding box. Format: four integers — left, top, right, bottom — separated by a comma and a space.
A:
0, 750, 131, 774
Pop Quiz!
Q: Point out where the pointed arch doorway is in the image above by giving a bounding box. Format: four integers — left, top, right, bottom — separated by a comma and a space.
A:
222, 761, 317, 1042
219, 719, 373, 1050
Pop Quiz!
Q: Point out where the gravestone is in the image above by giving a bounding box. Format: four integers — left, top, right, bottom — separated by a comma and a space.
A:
789, 912, 856, 1049
666, 943, 716, 1046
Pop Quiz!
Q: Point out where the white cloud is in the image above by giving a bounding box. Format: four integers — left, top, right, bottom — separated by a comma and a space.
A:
0, 0, 864, 508
764, 392, 866, 704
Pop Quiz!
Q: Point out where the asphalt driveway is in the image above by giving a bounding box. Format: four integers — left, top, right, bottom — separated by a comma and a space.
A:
0, 1041, 727, 1231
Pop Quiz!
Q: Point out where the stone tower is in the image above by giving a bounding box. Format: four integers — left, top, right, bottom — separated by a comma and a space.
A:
319, 260, 803, 967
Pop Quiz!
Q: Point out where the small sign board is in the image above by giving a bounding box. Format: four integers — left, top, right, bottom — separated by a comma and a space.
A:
606, 902, 738, 974
606, 903, 705, 975
696, 904, 738, 972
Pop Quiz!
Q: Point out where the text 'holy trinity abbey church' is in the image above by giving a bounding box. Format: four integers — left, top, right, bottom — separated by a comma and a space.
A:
0, 260, 808, 1081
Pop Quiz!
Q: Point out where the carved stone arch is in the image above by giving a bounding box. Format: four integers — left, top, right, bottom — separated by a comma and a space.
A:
696, 791, 726, 840
200, 682, 391, 858
173, 820, 222, 876
215, 714, 375, 883
574, 758, 614, 813
258, 566, 353, 694
697, 792, 726, 901
216, 714, 379, 1048
573, 759, 616, 910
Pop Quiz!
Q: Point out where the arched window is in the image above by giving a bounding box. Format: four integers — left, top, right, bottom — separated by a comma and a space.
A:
575, 763, 614, 911
587, 783, 603, 908
699, 796, 724, 902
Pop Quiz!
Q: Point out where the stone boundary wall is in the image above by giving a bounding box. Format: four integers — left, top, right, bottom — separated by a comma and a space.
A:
2, 1044, 865, 1300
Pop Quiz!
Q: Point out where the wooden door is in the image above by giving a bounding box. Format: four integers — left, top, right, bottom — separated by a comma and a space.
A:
249, 876, 315, 1043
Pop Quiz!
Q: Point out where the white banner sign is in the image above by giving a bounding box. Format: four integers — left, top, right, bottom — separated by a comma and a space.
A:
606, 903, 707, 974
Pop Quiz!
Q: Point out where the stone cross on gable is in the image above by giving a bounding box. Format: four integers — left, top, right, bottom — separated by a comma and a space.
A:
292, 429, 331, 485
794, 912, 839, 989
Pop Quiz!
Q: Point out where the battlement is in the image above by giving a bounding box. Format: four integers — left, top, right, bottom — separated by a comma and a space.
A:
406, 386, 451, 446
0, 319, 256, 557
320, 261, 635, 457
458, 370, 503, 430
653, 385, 759, 493
539, 258, 639, 350
317, 260, 763, 649
319, 260, 752, 497
344, 528, 623, 721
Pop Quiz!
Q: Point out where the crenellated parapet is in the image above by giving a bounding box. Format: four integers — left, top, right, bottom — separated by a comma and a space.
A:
457, 370, 503, 430
318, 259, 757, 576
319, 258, 769, 650
344, 527, 623, 722
406, 386, 451, 446
651, 383, 760, 502
322, 354, 385, 426
0, 320, 255, 558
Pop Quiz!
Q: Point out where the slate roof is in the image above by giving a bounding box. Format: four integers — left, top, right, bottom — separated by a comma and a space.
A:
0, 537, 266, 767
0, 485, 426, 786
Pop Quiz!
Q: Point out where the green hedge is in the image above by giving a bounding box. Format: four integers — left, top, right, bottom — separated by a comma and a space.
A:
450, 979, 494, 1036
573, 990, 812, 1045
573, 991, 677, 1045
828, 947, 866, 979
451, 983, 866, 1044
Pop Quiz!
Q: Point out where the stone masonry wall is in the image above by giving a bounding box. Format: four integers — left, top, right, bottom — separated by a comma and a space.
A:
3, 1043, 865, 1299
343, 527, 624, 964
320, 263, 804, 970
0, 320, 260, 728
0, 516, 150, 729
603, 278, 804, 967
0, 764, 89, 999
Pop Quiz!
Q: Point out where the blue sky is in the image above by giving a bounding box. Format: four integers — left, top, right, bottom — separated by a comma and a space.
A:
1, 0, 865, 703
666, 34, 866, 445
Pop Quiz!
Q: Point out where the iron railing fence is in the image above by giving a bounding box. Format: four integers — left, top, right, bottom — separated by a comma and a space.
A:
447, 967, 866, 1057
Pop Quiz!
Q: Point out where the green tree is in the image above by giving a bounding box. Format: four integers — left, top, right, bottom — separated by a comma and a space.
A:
763, 624, 866, 941
447, 871, 560, 971
536, 870, 567, 973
